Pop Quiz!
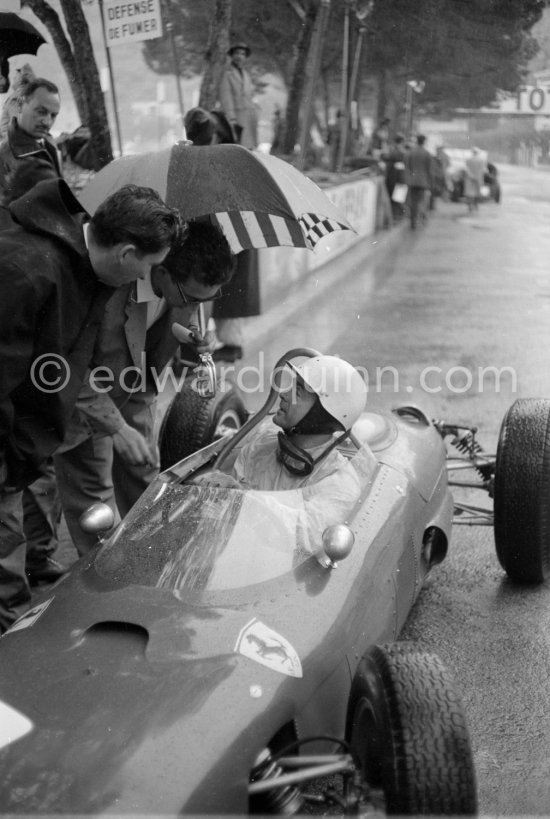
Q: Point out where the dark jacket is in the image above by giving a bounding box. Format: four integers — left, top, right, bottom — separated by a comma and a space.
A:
384, 145, 407, 193
0, 178, 115, 488
405, 145, 433, 190
0, 118, 62, 225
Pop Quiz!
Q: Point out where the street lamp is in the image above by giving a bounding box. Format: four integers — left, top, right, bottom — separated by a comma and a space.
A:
406, 79, 425, 139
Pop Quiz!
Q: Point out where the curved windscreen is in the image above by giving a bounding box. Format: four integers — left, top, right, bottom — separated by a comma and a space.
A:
94, 446, 377, 594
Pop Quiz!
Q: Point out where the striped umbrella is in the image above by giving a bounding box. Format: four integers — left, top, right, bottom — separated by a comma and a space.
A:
79, 143, 354, 253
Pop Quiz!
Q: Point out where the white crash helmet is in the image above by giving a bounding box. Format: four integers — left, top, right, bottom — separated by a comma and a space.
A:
288, 355, 367, 430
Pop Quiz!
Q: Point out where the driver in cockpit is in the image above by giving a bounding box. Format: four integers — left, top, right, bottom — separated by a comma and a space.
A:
194, 356, 375, 547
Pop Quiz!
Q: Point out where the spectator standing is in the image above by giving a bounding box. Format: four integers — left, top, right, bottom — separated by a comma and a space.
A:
464, 146, 486, 212
0, 179, 181, 632
383, 133, 407, 221
368, 117, 390, 159
0, 63, 35, 140
218, 42, 258, 150
0, 77, 61, 226
0, 75, 66, 586
404, 133, 433, 229
54, 222, 235, 555
435, 146, 452, 200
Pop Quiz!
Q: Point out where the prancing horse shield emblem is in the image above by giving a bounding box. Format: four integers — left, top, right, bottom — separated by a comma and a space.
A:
235, 618, 303, 678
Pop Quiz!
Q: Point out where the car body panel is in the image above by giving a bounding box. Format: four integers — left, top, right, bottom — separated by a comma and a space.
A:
0, 407, 453, 814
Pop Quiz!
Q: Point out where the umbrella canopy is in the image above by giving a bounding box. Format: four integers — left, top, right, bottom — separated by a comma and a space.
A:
0, 12, 45, 58
79, 143, 354, 253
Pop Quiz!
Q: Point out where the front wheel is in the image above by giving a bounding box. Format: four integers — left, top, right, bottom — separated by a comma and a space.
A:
494, 398, 550, 583
159, 380, 248, 470
346, 643, 477, 815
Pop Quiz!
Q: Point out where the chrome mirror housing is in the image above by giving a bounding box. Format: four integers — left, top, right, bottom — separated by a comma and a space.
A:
316, 524, 355, 569
79, 503, 115, 537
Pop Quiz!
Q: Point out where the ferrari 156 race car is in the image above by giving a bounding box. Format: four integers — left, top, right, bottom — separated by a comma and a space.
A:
0, 348, 547, 816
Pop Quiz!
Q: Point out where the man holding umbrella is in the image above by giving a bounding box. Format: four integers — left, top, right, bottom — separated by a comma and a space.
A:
54, 221, 235, 555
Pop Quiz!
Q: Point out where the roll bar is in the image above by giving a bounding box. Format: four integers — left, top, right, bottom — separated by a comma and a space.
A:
213, 347, 321, 470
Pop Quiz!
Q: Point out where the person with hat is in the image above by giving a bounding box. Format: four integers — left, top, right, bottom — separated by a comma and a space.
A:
218, 42, 258, 150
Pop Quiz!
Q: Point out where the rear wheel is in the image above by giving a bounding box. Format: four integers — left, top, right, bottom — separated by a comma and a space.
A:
494, 397, 550, 583
346, 643, 477, 815
159, 380, 248, 470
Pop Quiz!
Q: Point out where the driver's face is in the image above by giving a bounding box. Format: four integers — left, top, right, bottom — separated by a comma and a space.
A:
273, 378, 317, 431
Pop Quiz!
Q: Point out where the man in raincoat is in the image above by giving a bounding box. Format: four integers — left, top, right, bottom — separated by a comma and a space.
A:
0, 179, 181, 631
218, 42, 258, 150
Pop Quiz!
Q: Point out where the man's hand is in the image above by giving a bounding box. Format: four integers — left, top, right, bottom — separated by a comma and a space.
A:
173, 322, 217, 355
112, 423, 159, 468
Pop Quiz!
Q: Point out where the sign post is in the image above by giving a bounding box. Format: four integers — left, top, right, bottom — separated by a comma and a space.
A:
98, 0, 123, 156
165, 19, 185, 139
99, 0, 164, 155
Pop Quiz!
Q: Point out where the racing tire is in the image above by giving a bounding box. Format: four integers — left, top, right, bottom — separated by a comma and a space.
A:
159, 380, 248, 470
346, 643, 477, 816
494, 397, 550, 584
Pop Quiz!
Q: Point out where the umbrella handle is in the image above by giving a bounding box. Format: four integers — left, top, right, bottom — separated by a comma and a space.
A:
198, 303, 206, 337
213, 347, 322, 470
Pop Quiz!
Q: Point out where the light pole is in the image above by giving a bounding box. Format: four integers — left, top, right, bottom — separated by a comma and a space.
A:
406, 79, 425, 139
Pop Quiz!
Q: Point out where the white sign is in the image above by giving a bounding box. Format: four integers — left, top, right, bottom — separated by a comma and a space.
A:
104, 0, 163, 46
516, 85, 550, 115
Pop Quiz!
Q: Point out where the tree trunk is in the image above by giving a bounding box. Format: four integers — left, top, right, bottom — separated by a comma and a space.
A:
58, 0, 112, 166
280, 0, 318, 156
23, 0, 113, 168
22, 0, 88, 123
199, 0, 232, 110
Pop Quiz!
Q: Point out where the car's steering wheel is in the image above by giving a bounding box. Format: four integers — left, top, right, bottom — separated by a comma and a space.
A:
213, 347, 321, 470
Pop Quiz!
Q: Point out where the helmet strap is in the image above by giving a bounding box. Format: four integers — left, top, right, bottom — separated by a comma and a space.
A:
276, 431, 349, 477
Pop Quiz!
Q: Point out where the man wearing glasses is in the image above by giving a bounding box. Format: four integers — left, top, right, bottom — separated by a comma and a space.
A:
54, 221, 235, 554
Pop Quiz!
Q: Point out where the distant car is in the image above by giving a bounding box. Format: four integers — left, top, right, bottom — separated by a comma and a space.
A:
1, 351, 547, 815
445, 148, 501, 204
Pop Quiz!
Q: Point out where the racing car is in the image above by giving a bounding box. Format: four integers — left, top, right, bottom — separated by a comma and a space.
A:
1, 348, 547, 815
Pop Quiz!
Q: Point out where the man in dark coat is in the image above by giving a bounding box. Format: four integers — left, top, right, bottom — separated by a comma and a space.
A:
383, 133, 407, 221
0, 76, 67, 585
218, 42, 258, 149
0, 178, 181, 632
0, 77, 62, 226
404, 133, 434, 229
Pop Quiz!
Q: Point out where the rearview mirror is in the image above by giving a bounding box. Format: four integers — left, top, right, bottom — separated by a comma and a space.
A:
316, 524, 355, 569
79, 503, 115, 537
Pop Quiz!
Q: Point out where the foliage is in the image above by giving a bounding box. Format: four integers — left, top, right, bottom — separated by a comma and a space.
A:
141, 0, 545, 141
363, 0, 545, 111
142, 0, 308, 87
